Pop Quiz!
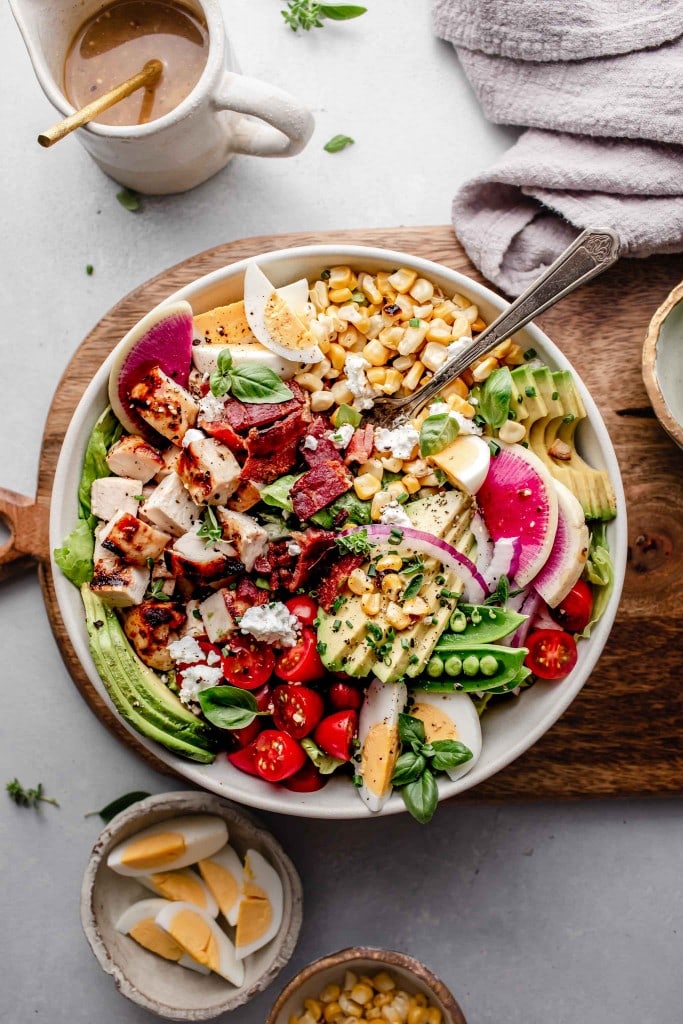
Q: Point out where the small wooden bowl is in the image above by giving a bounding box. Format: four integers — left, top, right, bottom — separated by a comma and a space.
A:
643, 280, 683, 449
266, 947, 467, 1023
80, 791, 303, 1021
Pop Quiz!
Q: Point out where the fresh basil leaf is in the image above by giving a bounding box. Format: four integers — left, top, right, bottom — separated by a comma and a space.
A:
319, 3, 367, 19
117, 188, 141, 212
86, 791, 151, 823
197, 506, 223, 546
229, 365, 293, 404
428, 740, 473, 773
401, 768, 439, 824
479, 366, 512, 429
398, 713, 426, 751
334, 403, 362, 428
217, 349, 233, 375
210, 369, 231, 398
301, 737, 344, 775
324, 134, 355, 153
401, 573, 424, 601
391, 752, 426, 786
419, 412, 459, 457
198, 686, 259, 730
260, 473, 303, 513
78, 407, 123, 519
54, 519, 96, 587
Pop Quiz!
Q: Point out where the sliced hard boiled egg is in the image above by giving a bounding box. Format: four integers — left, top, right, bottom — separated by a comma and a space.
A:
243, 261, 323, 365
191, 341, 300, 380
197, 844, 244, 927
155, 901, 245, 986
140, 868, 219, 917
356, 677, 407, 813
106, 815, 228, 877
193, 300, 256, 345
409, 690, 482, 781
115, 898, 210, 974
235, 849, 283, 961
428, 434, 491, 495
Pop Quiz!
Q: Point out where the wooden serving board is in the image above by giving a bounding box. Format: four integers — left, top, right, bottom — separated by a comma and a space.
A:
2, 226, 682, 800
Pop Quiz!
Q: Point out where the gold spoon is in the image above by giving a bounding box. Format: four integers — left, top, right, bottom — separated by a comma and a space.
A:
38, 59, 163, 148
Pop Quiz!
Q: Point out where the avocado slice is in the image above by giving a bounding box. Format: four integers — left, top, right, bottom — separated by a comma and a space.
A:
405, 489, 469, 536
510, 365, 549, 428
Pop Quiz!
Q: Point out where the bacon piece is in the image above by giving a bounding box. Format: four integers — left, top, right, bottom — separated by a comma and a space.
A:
344, 424, 374, 466
220, 381, 308, 433
223, 577, 270, 619
268, 528, 336, 592
291, 460, 353, 520
301, 417, 342, 468
200, 419, 246, 455
317, 553, 365, 612
242, 406, 311, 484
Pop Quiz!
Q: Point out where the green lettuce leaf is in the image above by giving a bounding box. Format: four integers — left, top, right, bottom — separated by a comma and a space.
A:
77, 407, 123, 519
579, 524, 614, 638
53, 518, 96, 586
260, 473, 302, 513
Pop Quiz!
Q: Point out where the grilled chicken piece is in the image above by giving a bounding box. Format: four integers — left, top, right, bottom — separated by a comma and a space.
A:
199, 589, 237, 644
154, 445, 182, 482
122, 601, 187, 670
216, 507, 268, 571
165, 525, 243, 585
90, 476, 141, 522
90, 531, 149, 607
227, 480, 262, 512
178, 434, 241, 506
129, 366, 199, 445
139, 472, 199, 537
179, 599, 204, 638
105, 434, 164, 482
100, 511, 171, 566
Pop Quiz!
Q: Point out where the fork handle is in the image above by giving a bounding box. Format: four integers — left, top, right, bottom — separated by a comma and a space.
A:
403, 227, 620, 417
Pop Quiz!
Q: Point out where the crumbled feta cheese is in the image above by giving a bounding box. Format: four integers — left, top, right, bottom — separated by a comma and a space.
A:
182, 428, 206, 448
374, 424, 420, 460
427, 402, 482, 436
206, 649, 221, 666
198, 393, 227, 420
287, 542, 302, 556
327, 423, 355, 450
525, 357, 545, 370
179, 663, 224, 705
344, 354, 377, 411
239, 602, 300, 648
168, 636, 205, 665
379, 501, 412, 528
446, 336, 473, 360
303, 435, 319, 451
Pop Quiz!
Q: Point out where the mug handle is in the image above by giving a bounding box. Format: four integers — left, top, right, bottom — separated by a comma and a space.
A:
213, 71, 314, 157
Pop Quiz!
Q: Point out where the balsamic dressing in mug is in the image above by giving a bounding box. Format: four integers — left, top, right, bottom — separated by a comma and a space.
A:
63, 0, 209, 126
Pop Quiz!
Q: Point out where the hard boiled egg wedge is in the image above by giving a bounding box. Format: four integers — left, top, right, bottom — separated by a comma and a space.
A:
243, 261, 323, 365
197, 844, 244, 927
140, 868, 219, 917
235, 849, 283, 961
106, 815, 228, 877
155, 901, 245, 986
408, 691, 482, 781
429, 434, 491, 495
191, 341, 300, 380
356, 678, 407, 813
116, 898, 210, 974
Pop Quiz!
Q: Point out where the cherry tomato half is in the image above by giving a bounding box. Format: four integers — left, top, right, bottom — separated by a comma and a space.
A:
282, 760, 328, 792
227, 741, 261, 777
314, 710, 358, 762
228, 718, 263, 749
285, 595, 319, 627
525, 630, 578, 681
274, 627, 326, 683
328, 680, 363, 711
221, 636, 274, 690
551, 580, 594, 633
272, 685, 325, 739
252, 729, 306, 782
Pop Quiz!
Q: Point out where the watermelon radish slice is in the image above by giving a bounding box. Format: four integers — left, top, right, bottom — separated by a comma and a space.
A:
476, 443, 558, 588
108, 301, 194, 436
531, 479, 590, 608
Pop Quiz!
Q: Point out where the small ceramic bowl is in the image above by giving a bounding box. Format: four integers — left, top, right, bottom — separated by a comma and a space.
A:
266, 947, 467, 1024
643, 280, 683, 449
80, 790, 303, 1021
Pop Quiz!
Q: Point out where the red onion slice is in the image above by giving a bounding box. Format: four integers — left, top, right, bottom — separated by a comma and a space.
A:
471, 510, 494, 576
483, 536, 521, 593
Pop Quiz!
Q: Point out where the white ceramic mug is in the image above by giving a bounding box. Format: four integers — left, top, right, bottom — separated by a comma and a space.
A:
11, 0, 315, 194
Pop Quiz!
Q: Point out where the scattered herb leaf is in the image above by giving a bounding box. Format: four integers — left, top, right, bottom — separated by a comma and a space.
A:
6, 779, 59, 809
117, 188, 141, 212
324, 134, 355, 153
419, 411, 459, 457
85, 791, 151, 823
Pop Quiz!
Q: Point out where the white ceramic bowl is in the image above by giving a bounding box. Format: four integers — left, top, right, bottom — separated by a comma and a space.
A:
51, 245, 628, 819
81, 791, 303, 1020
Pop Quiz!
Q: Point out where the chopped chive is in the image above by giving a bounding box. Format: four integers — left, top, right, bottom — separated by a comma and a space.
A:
409, 317, 420, 328
552, 390, 559, 401
563, 413, 575, 423
525, 386, 536, 398
321, 269, 331, 280
86, 264, 94, 276
523, 347, 537, 360
332, 619, 342, 632
316, 641, 327, 655
488, 440, 501, 457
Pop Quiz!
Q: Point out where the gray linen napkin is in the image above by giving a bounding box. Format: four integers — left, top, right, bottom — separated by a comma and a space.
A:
433, 0, 683, 294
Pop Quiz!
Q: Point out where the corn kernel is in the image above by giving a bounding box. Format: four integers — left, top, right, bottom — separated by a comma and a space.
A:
505, 342, 526, 365
374, 993, 393, 1007
397, 322, 428, 356
461, 303, 479, 324
424, 319, 452, 344
388, 267, 418, 293
379, 456, 403, 473
324, 1005, 342, 1023
360, 273, 383, 305
403, 595, 429, 617
310, 280, 329, 311
354, 473, 382, 500
424, 1009, 442, 1024
402, 360, 425, 392
450, 314, 471, 339
381, 1008, 402, 1024
408, 1007, 428, 1024
381, 575, 404, 601
338, 303, 365, 325
378, 326, 405, 350
339, 994, 362, 1018
451, 291, 470, 309
413, 995, 428, 1008
329, 287, 354, 304
420, 472, 442, 487
289, 1015, 300, 1024
361, 592, 381, 616
446, 394, 475, 417
365, 314, 384, 340
298, 1014, 318, 1024
343, 972, 358, 992
311, 390, 335, 412
386, 481, 408, 500
367, 1010, 382, 1021
402, 458, 430, 478
401, 473, 421, 494
409, 277, 434, 303
471, 316, 487, 333
439, 377, 469, 400
472, 355, 499, 382
367, 367, 388, 386
432, 300, 458, 323
371, 490, 393, 520
498, 419, 526, 443
321, 985, 342, 1004
330, 381, 355, 405
381, 369, 403, 394
394, 294, 415, 319
338, 326, 363, 349
412, 302, 434, 319
491, 339, 512, 359
328, 343, 347, 370
304, 999, 323, 1019
329, 266, 354, 289
377, 554, 403, 572
385, 601, 411, 630
421, 342, 448, 372
363, 340, 391, 366
392, 355, 414, 373
350, 984, 374, 1006
296, 372, 325, 392
359, 458, 384, 480
348, 568, 374, 594
376, 272, 397, 299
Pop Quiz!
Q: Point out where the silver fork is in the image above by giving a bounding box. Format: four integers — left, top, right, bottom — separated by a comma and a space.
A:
368, 228, 620, 430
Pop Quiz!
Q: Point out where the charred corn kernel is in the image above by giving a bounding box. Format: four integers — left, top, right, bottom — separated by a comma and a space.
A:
420, 472, 442, 487
403, 458, 430, 478
365, 314, 384, 340
360, 273, 383, 305
379, 455, 403, 473
371, 490, 393, 520
446, 394, 475, 417
377, 553, 403, 572
354, 473, 382, 500
338, 326, 363, 349
367, 367, 388, 386
329, 287, 354, 304
381, 576, 404, 603
402, 360, 425, 392
398, 322, 428, 356
413, 995, 428, 1008
378, 326, 406, 350
323, 1006, 342, 1023
310, 280, 329, 311
440, 377, 469, 400
376, 272, 397, 299
401, 473, 421, 494
492, 339, 512, 359
409, 277, 435, 303
321, 986, 342, 1005
296, 372, 325, 392
330, 381, 355, 405
363, 340, 391, 366
424, 1010, 442, 1024
461, 303, 479, 324
329, 266, 354, 289
450, 314, 471, 339
421, 342, 449, 372
358, 458, 384, 480
328, 343, 347, 370
432, 300, 458, 324
386, 600, 412, 630
304, 1000, 323, 1018
387, 481, 408, 500
361, 592, 381, 616
392, 355, 414, 373
381, 369, 403, 394
498, 419, 526, 443
388, 267, 417, 293
403, 595, 429, 617
350, 985, 374, 1006
311, 390, 335, 412
505, 342, 526, 365
408, 1007, 428, 1024
472, 355, 499, 382
471, 316, 487, 333
394, 294, 415, 319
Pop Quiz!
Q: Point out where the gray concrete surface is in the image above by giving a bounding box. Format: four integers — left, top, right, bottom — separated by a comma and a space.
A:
0, 2, 680, 1022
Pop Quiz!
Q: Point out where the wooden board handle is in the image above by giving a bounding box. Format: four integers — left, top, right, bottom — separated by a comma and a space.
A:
0, 488, 48, 582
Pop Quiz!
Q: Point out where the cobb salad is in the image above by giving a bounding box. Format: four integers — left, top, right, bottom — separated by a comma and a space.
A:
55, 260, 615, 823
